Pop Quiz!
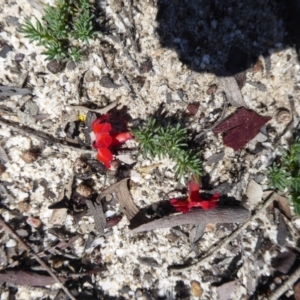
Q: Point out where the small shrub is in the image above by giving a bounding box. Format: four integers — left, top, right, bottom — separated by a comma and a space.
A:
268, 139, 300, 215
133, 119, 202, 180
19, 0, 96, 62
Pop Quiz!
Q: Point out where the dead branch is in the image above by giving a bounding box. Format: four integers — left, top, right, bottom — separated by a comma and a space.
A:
0, 116, 94, 155
0, 216, 76, 300
170, 192, 276, 272
195, 92, 228, 140
269, 265, 300, 300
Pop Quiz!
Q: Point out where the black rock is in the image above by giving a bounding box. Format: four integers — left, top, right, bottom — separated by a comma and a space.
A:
14, 53, 25, 62
0, 43, 12, 58
47, 60, 64, 74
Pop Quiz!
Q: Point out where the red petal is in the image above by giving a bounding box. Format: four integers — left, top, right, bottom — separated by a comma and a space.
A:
170, 198, 190, 213
93, 122, 112, 134
97, 148, 113, 168
92, 115, 109, 130
94, 133, 112, 148
111, 132, 133, 146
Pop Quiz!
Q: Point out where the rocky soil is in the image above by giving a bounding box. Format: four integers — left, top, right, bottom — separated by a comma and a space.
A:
0, 0, 300, 299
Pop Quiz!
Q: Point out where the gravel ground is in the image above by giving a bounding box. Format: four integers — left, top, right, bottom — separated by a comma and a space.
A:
0, 0, 300, 299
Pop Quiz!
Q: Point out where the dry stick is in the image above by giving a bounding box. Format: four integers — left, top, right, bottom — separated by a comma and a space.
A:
195, 92, 228, 140
170, 192, 276, 272
0, 117, 94, 155
269, 265, 300, 300
0, 216, 76, 300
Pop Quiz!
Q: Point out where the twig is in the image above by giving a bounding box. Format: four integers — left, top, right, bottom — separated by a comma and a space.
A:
195, 92, 228, 140
170, 192, 276, 272
269, 265, 300, 300
0, 216, 76, 300
0, 116, 94, 155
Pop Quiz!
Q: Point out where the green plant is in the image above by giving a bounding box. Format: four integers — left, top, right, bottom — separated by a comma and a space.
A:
19, 0, 95, 62
268, 139, 300, 215
133, 119, 202, 180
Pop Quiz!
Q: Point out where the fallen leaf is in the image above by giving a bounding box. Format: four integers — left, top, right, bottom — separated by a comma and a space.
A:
218, 76, 246, 107
216, 280, 237, 300
131, 206, 249, 233
97, 178, 149, 229
187, 103, 200, 116
0, 270, 66, 286
274, 194, 292, 219
294, 280, 300, 300
138, 256, 160, 268
277, 214, 288, 247
206, 152, 225, 166
213, 108, 271, 151
272, 250, 296, 274
189, 223, 206, 244
86, 199, 106, 235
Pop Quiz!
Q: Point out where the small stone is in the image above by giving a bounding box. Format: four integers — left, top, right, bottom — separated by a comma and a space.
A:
21, 150, 38, 163
190, 281, 202, 297
26, 217, 42, 228
16, 229, 29, 237
276, 109, 292, 124
14, 53, 25, 62
18, 201, 31, 213
67, 61, 76, 70
51, 257, 64, 269
211, 20, 218, 29
206, 84, 218, 95
202, 54, 210, 64
74, 157, 91, 174
6, 239, 17, 248
76, 183, 92, 198
0, 44, 12, 58
47, 60, 64, 74
140, 59, 153, 73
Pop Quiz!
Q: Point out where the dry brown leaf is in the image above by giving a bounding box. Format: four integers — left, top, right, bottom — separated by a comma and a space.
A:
294, 280, 300, 300
86, 199, 106, 235
0, 270, 66, 286
213, 108, 271, 151
98, 178, 149, 229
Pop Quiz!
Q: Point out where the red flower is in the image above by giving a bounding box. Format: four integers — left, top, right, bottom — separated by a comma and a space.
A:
170, 180, 219, 213
92, 115, 132, 168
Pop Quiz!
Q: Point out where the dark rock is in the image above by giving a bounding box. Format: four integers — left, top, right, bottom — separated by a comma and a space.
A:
100, 75, 121, 89
0, 44, 12, 58
67, 61, 76, 70
14, 53, 25, 62
47, 60, 64, 74
140, 59, 153, 73
5, 16, 19, 26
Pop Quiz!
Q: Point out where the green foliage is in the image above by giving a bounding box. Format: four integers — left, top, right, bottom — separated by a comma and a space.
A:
19, 0, 95, 62
268, 139, 300, 215
133, 119, 202, 180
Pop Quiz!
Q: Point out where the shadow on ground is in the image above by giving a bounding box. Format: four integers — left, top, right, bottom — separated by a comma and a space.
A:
156, 0, 300, 76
